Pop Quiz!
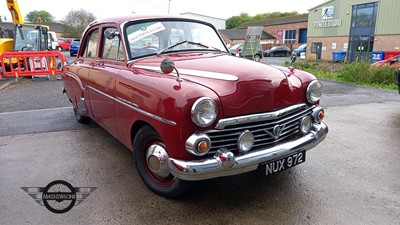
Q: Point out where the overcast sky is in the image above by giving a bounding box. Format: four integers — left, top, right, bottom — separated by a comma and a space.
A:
1, 0, 327, 22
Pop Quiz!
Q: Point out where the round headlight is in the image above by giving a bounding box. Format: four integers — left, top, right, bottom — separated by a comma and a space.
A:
300, 116, 312, 134
306, 80, 322, 104
191, 97, 217, 127
238, 130, 254, 152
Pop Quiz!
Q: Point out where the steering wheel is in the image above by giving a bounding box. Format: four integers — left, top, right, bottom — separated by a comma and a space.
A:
21, 43, 34, 51
140, 45, 159, 52
134, 45, 159, 57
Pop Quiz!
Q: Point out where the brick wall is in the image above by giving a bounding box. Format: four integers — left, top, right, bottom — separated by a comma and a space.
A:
307, 36, 349, 61
306, 35, 400, 61
373, 34, 400, 51
264, 21, 308, 48
220, 20, 309, 51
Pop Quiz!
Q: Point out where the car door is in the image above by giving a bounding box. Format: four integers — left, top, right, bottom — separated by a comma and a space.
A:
64, 33, 93, 117
275, 46, 282, 56
85, 26, 120, 136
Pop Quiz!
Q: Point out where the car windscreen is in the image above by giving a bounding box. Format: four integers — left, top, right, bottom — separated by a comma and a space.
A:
14, 26, 39, 51
125, 20, 227, 59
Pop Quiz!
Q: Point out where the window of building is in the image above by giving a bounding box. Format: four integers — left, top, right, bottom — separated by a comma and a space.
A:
348, 2, 379, 62
284, 30, 296, 43
351, 2, 378, 28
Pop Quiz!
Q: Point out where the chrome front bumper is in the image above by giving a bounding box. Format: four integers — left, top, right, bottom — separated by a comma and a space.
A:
168, 122, 328, 181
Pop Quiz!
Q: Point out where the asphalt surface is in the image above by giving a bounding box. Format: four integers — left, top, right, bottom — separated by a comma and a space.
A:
1, 56, 400, 224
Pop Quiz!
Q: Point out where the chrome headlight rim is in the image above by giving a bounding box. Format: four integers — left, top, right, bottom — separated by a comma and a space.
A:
306, 80, 322, 104
299, 116, 312, 134
312, 106, 325, 123
191, 97, 217, 128
185, 132, 211, 156
237, 130, 254, 153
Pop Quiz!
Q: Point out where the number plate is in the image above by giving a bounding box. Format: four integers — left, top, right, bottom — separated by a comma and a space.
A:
264, 151, 306, 175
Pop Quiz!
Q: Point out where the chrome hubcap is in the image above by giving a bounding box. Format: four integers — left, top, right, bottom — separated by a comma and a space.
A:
146, 144, 171, 179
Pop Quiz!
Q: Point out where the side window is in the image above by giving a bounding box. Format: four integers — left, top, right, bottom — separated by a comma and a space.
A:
101, 27, 124, 61
84, 29, 99, 58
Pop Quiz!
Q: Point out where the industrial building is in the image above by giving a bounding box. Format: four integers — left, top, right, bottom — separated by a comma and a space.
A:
307, 0, 400, 62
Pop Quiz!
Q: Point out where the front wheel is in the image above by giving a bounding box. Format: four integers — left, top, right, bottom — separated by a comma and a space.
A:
270, 53, 274, 57
254, 54, 261, 62
133, 125, 191, 198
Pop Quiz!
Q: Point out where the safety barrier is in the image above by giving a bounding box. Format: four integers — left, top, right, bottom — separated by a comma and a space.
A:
0, 51, 66, 77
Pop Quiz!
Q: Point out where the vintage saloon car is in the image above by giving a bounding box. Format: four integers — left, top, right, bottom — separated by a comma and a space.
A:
62, 15, 328, 198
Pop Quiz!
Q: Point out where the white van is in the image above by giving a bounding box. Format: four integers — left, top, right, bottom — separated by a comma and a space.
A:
47, 31, 58, 50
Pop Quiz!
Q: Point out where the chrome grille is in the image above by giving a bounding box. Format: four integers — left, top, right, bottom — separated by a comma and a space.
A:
205, 104, 314, 154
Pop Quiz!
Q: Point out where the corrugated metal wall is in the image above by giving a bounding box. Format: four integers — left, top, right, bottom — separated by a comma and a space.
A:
308, 0, 350, 37
375, 0, 400, 34
308, 0, 400, 37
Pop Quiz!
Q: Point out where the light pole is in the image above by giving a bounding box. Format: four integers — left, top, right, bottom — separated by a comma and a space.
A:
168, 0, 171, 14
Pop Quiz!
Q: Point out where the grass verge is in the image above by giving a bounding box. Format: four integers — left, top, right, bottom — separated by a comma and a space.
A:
284, 60, 398, 91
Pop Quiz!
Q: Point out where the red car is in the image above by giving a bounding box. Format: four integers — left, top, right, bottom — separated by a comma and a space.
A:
57, 38, 71, 51
62, 15, 328, 198
371, 55, 400, 67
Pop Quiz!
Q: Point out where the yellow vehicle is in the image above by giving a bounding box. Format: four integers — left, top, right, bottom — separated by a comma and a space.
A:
0, 26, 14, 53
0, 0, 50, 72
1, 0, 50, 53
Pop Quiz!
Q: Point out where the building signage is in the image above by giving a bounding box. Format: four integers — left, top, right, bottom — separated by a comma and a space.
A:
313, 5, 342, 28
322, 6, 334, 19
313, 19, 342, 28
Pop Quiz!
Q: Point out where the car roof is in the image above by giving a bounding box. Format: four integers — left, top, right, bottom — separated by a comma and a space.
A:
89, 14, 209, 27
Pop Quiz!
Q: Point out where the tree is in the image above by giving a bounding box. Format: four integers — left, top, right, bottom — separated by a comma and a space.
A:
226, 13, 252, 29
25, 10, 55, 23
61, 9, 96, 38
253, 11, 299, 21
226, 11, 300, 29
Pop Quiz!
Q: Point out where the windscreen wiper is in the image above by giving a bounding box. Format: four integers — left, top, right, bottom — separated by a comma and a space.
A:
157, 40, 222, 55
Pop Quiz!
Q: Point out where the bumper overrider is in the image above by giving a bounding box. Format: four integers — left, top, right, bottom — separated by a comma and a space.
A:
168, 122, 328, 181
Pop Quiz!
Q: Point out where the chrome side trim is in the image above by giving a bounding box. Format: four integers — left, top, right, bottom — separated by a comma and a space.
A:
115, 97, 177, 126
88, 86, 115, 100
87, 86, 176, 126
134, 65, 238, 81
215, 103, 308, 129
168, 122, 328, 181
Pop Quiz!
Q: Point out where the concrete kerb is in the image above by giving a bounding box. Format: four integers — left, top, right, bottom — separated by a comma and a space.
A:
0, 77, 23, 91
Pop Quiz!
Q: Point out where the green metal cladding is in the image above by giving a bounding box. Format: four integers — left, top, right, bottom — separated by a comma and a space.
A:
308, 0, 400, 37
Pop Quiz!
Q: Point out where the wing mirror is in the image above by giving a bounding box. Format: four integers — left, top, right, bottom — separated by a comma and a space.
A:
104, 30, 119, 40
160, 58, 182, 82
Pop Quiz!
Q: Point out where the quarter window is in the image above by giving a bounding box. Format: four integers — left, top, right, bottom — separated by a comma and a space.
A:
84, 29, 99, 58
101, 28, 125, 61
